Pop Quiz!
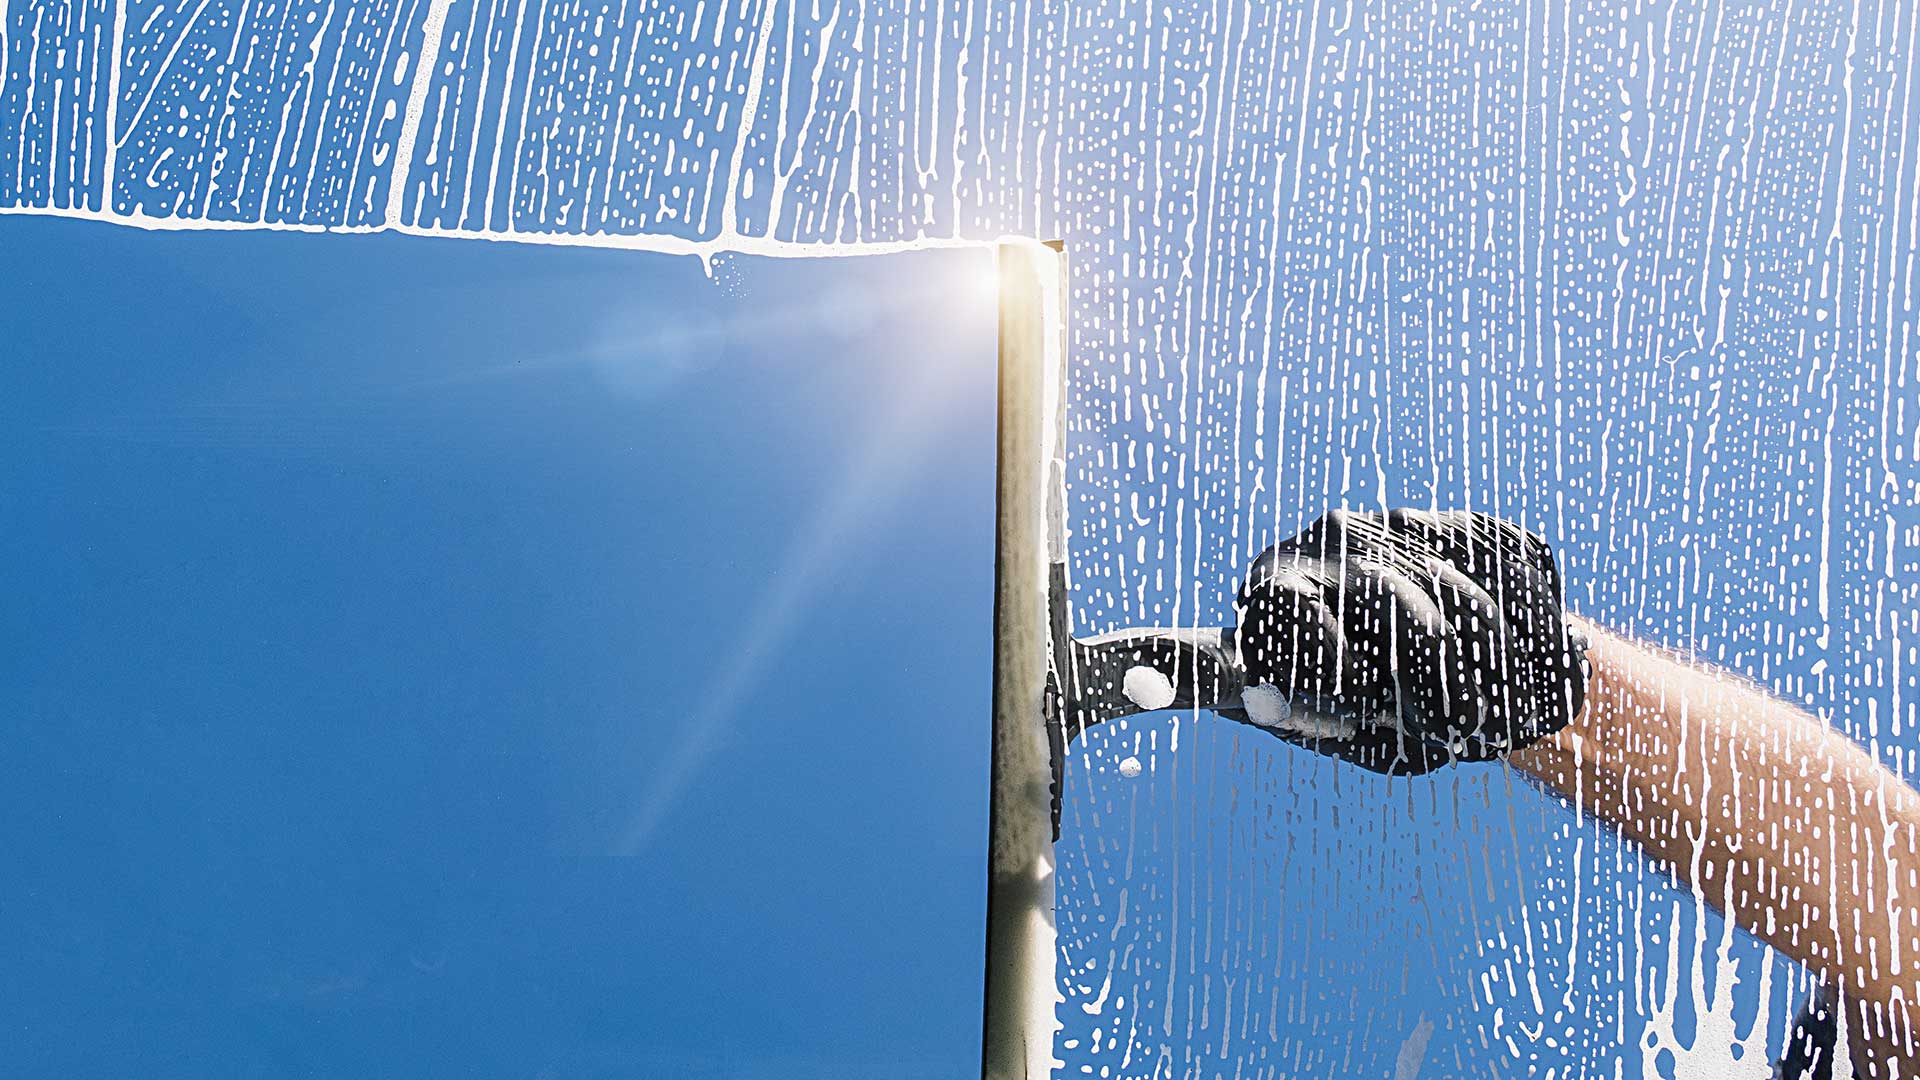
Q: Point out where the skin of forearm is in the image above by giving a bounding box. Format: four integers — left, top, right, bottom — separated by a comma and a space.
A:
1509, 616, 1920, 1069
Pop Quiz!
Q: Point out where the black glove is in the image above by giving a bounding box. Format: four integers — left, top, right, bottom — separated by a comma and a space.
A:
1229, 508, 1589, 775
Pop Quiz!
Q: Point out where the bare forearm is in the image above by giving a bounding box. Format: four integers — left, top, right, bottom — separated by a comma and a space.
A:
1511, 617, 1920, 1064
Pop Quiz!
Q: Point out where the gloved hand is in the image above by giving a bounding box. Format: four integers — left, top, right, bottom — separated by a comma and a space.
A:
1229, 508, 1589, 775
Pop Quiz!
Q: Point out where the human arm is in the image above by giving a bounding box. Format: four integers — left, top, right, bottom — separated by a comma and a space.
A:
1063, 508, 1587, 768
1510, 617, 1920, 1071
1070, 507, 1920, 1068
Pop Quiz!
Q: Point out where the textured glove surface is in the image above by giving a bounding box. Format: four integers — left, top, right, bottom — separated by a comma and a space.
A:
1232, 508, 1589, 775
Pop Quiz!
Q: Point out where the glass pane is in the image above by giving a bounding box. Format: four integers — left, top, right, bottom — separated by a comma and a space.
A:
5, 0, 1919, 1074
1, 219, 1000, 1079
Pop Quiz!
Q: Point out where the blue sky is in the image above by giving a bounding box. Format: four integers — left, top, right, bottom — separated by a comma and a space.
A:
2, 217, 1001, 1078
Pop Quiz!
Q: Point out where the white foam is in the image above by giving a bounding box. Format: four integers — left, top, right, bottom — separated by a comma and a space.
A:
1244, 683, 1358, 740
1121, 665, 1176, 711
1241, 683, 1293, 727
